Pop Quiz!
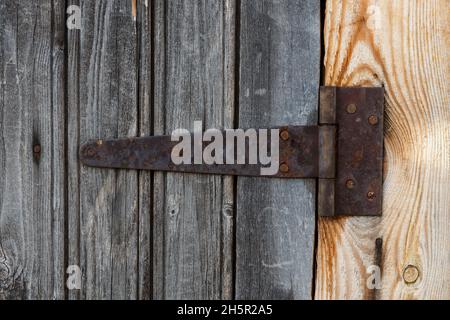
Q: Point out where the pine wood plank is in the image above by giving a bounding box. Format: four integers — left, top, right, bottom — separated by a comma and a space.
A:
316, 0, 450, 300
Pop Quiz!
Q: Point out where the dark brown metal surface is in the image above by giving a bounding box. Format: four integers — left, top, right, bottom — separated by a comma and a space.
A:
80, 126, 319, 178
333, 87, 384, 216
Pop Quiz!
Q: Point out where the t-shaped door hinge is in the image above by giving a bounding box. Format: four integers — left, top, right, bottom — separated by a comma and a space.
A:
80, 86, 384, 217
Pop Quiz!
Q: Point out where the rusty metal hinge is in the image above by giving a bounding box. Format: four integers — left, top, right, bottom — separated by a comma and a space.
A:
80, 86, 384, 217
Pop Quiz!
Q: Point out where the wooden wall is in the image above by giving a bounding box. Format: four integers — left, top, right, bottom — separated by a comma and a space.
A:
0, 0, 447, 300
0, 0, 321, 299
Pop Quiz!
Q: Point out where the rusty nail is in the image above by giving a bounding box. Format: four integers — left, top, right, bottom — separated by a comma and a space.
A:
367, 191, 376, 200
280, 130, 290, 141
403, 265, 420, 284
33, 144, 41, 154
280, 163, 289, 173
346, 103, 357, 114
368, 115, 379, 125
346, 179, 355, 189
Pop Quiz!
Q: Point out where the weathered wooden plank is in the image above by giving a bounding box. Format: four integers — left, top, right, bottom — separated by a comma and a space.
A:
236, 0, 320, 299
316, 0, 450, 300
76, 0, 139, 299
0, 0, 66, 299
153, 0, 236, 299
67, 0, 81, 301
136, 0, 153, 300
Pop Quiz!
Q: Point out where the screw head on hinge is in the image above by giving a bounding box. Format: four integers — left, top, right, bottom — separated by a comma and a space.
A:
280, 163, 289, 173
280, 130, 290, 141
367, 191, 376, 201
346, 104, 357, 114
346, 179, 356, 189
368, 115, 379, 125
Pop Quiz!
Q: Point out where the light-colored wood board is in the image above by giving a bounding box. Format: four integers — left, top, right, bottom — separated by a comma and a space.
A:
77, 0, 139, 299
0, 0, 66, 299
236, 0, 320, 299
316, 0, 450, 300
152, 0, 236, 299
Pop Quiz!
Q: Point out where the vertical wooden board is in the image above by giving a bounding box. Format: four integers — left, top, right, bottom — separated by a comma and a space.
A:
221, 2, 237, 300
153, 0, 236, 299
316, 0, 450, 300
236, 0, 320, 299
0, 0, 66, 299
136, 0, 152, 300
67, 0, 81, 300
77, 0, 139, 299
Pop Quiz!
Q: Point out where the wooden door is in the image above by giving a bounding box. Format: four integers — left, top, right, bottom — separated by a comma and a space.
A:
0, 0, 448, 300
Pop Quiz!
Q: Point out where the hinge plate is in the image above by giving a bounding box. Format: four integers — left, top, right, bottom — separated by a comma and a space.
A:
80, 86, 384, 217
318, 87, 384, 217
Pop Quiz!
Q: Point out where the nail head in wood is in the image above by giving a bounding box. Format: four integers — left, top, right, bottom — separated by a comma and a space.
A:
403, 265, 420, 284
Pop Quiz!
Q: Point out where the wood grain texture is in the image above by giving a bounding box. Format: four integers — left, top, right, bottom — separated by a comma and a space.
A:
67, 0, 81, 301
152, 0, 236, 299
136, 0, 152, 300
236, 0, 320, 299
0, 0, 66, 299
316, 0, 450, 300
76, 0, 140, 299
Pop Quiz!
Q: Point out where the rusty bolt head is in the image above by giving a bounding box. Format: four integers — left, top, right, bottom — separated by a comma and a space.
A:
280, 163, 289, 173
280, 130, 290, 141
403, 265, 420, 284
33, 144, 41, 154
85, 147, 95, 157
368, 115, 379, 125
367, 191, 376, 200
346, 103, 357, 114
346, 179, 356, 189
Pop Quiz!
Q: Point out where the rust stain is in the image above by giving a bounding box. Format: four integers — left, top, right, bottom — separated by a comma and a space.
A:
131, 0, 137, 19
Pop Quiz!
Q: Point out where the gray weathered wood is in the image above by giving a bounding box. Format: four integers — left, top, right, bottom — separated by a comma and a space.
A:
76, 0, 139, 299
67, 0, 81, 301
153, 0, 236, 299
136, 0, 153, 300
1, 0, 321, 300
0, 0, 66, 299
236, 0, 320, 299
